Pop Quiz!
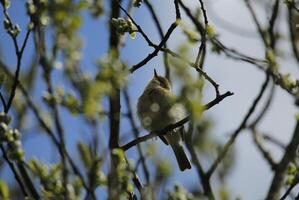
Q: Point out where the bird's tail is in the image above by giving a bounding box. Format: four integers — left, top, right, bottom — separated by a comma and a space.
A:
165, 130, 191, 171
170, 142, 191, 171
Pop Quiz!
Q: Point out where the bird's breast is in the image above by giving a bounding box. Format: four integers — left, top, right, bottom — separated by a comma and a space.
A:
137, 94, 173, 131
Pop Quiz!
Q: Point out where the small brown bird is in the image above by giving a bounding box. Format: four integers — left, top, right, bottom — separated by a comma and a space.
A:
137, 69, 191, 171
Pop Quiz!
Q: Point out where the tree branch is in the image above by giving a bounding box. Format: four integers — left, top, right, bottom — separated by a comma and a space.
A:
121, 91, 233, 151
207, 74, 270, 178
266, 121, 299, 200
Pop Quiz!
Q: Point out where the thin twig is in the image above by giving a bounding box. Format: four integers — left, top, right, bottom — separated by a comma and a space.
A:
128, 0, 181, 73
123, 89, 150, 184
198, 0, 208, 26
287, 6, 299, 65
0, 92, 6, 110
0, 5, 38, 199
129, 22, 178, 73
266, 122, 299, 200
121, 91, 233, 151
243, 0, 268, 46
268, 0, 280, 49
185, 126, 215, 200
36, 20, 70, 198
109, 1, 144, 199
144, 0, 170, 80
118, 3, 154, 46
249, 81, 275, 127
0, 59, 90, 196
178, 0, 268, 67
207, 74, 270, 178
251, 128, 277, 170
262, 133, 285, 149
5, 29, 31, 112
280, 177, 299, 200
0, 145, 28, 197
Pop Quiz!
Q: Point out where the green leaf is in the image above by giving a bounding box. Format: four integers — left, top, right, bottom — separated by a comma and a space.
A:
0, 180, 9, 200
129, 31, 136, 39
95, 171, 107, 186
14, 24, 21, 37
1, 0, 10, 9
89, 0, 104, 17
77, 142, 92, 169
287, 163, 297, 175
219, 186, 230, 200
206, 24, 215, 38
286, 176, 294, 185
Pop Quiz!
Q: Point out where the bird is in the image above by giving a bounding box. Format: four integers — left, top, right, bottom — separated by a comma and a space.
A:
137, 69, 191, 171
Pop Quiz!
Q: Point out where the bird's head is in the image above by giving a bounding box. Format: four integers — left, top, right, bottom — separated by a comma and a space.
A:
145, 69, 171, 91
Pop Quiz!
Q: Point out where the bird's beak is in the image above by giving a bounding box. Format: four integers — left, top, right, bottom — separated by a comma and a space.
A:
154, 69, 158, 78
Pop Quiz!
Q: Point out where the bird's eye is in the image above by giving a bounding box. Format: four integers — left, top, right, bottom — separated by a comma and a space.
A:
158, 78, 168, 88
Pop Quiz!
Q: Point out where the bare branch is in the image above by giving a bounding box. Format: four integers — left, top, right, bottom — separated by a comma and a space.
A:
266, 121, 299, 200
121, 91, 233, 151
144, 0, 170, 79
207, 74, 270, 177
123, 89, 150, 184
252, 128, 278, 170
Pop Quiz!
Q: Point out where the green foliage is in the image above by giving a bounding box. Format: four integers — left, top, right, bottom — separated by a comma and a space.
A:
206, 24, 216, 38
265, 49, 278, 70
170, 44, 205, 123
177, 20, 200, 43
281, 73, 297, 90
77, 141, 92, 169
155, 159, 172, 183
7, 130, 24, 161
80, 76, 104, 119
43, 87, 80, 115
285, 162, 298, 186
0, 122, 8, 140
0, 113, 24, 161
88, 0, 104, 17
3, 18, 21, 37
0, 1, 241, 199
0, 0, 10, 9
111, 148, 134, 198
192, 118, 213, 152
0, 180, 9, 200
28, 159, 81, 200
26, 0, 49, 27
112, 17, 137, 39
96, 49, 129, 93
218, 186, 230, 200
287, 162, 297, 175
166, 184, 195, 200
77, 141, 106, 189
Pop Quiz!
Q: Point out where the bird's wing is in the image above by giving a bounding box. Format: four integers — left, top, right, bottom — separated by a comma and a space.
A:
148, 88, 174, 145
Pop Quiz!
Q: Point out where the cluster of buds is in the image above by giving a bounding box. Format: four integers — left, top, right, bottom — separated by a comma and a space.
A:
3, 19, 21, 37
111, 18, 136, 38
0, 112, 24, 162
